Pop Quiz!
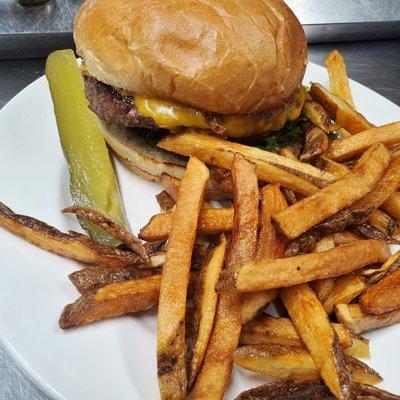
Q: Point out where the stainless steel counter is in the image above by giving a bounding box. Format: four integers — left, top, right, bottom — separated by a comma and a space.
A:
1, 40, 400, 400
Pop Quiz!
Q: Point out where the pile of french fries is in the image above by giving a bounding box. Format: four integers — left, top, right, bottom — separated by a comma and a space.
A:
2, 49, 400, 399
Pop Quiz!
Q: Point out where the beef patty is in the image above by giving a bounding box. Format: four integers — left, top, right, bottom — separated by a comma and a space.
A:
84, 76, 158, 130
84, 75, 227, 135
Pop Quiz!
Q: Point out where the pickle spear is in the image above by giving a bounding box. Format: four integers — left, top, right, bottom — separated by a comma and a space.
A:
46, 49, 126, 246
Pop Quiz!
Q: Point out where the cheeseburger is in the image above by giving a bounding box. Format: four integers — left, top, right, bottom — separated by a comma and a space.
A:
74, 0, 307, 181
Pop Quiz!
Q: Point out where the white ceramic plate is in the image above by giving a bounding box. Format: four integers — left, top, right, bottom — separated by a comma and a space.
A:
0, 62, 400, 400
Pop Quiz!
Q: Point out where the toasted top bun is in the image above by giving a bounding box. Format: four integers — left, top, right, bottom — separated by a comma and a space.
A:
74, 0, 307, 115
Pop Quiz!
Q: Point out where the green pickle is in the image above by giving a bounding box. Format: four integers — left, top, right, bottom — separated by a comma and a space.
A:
46, 49, 126, 246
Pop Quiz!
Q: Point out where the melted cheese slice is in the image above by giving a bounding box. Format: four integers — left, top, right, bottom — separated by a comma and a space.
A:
134, 87, 306, 138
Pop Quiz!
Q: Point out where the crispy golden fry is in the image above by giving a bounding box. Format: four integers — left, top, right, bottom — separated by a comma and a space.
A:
318, 155, 399, 236
234, 380, 333, 400
241, 184, 287, 323
59, 275, 161, 328
279, 148, 298, 160
343, 337, 370, 359
330, 231, 361, 245
302, 100, 339, 132
234, 344, 320, 381
326, 121, 400, 162
63, 205, 149, 262
190, 154, 258, 400
318, 156, 350, 177
208, 166, 234, 198
240, 315, 352, 349
310, 237, 336, 301
150, 252, 166, 267
235, 380, 400, 400
234, 344, 380, 385
0, 202, 143, 267
312, 278, 335, 302
187, 235, 227, 389
241, 290, 278, 325
363, 250, 400, 283
157, 157, 209, 400
156, 191, 175, 212
361, 267, 400, 315
309, 83, 374, 134
368, 209, 397, 236
281, 284, 351, 400
323, 273, 366, 315
344, 356, 381, 385
299, 126, 329, 163
161, 173, 228, 202
221, 240, 389, 292
287, 151, 400, 253
383, 191, 400, 220
325, 50, 355, 108
273, 144, 390, 239
139, 207, 234, 241
336, 303, 400, 334
69, 265, 159, 294
354, 382, 400, 399
158, 130, 335, 195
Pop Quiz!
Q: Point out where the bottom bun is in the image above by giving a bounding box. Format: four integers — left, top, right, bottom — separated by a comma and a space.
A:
101, 122, 187, 182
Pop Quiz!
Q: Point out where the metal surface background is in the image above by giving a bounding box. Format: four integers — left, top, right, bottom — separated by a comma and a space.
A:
1, 0, 400, 58
0, 39, 400, 399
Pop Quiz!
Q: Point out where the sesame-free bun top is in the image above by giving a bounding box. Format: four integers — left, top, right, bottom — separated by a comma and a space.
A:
74, 0, 307, 115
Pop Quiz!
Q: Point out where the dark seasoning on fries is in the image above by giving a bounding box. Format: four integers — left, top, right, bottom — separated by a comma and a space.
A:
2, 0, 400, 399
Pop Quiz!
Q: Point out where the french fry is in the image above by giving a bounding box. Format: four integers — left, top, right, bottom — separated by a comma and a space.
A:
59, 275, 161, 328
330, 231, 361, 245
325, 50, 355, 108
0, 202, 143, 267
69, 265, 159, 294
281, 284, 351, 400
190, 154, 258, 400
383, 191, 400, 220
279, 148, 298, 160
326, 121, 400, 162
234, 344, 320, 381
139, 207, 234, 241
353, 382, 400, 399
234, 344, 381, 385
272, 143, 390, 239
150, 253, 166, 267
208, 166, 234, 198
234, 380, 331, 400
309, 82, 374, 134
343, 337, 370, 359
156, 191, 175, 211
323, 273, 366, 315
368, 209, 397, 236
187, 235, 227, 389
318, 155, 399, 236
159, 130, 335, 195
220, 240, 389, 293
235, 380, 400, 400
360, 267, 400, 315
286, 151, 400, 254
161, 173, 228, 202
299, 126, 329, 163
336, 303, 400, 334
318, 156, 350, 177
310, 237, 335, 302
362, 250, 400, 284
240, 315, 352, 349
62, 205, 149, 262
302, 100, 339, 132
241, 184, 287, 323
157, 157, 209, 400
311, 278, 335, 302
